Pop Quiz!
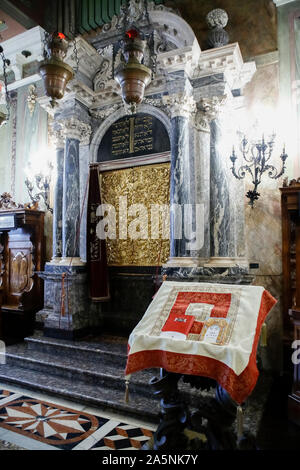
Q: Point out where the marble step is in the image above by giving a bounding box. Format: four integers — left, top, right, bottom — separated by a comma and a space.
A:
25, 332, 128, 367
5, 343, 158, 398
0, 362, 161, 424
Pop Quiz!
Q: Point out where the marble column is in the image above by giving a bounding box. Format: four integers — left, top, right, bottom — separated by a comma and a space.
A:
62, 137, 81, 261
192, 97, 221, 263
51, 128, 65, 263
207, 113, 248, 269
79, 143, 90, 262
37, 117, 96, 339
162, 92, 198, 268
60, 117, 91, 266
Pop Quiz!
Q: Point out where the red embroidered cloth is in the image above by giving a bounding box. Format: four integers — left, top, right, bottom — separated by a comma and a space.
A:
125, 281, 277, 404
86, 165, 110, 301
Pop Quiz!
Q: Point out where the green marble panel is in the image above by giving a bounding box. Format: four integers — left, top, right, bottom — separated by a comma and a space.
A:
101, 0, 110, 24
95, 0, 104, 26
80, 0, 91, 32
88, 0, 98, 29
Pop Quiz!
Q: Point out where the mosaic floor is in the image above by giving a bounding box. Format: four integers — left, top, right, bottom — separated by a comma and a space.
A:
0, 386, 155, 451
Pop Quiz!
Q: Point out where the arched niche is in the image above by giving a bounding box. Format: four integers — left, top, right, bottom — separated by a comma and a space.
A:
90, 104, 171, 164
148, 7, 200, 53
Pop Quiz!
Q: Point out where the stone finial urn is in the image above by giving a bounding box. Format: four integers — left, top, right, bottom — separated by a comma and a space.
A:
206, 8, 229, 49
115, 30, 152, 112
39, 32, 74, 108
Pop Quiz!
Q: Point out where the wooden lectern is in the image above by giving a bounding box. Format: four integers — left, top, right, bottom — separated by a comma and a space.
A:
0, 194, 44, 343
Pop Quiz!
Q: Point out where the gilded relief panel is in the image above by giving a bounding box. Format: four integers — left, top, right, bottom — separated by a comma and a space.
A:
100, 163, 170, 266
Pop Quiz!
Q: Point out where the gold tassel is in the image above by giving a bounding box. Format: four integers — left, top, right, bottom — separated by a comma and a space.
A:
261, 323, 267, 347
124, 378, 130, 403
237, 405, 243, 440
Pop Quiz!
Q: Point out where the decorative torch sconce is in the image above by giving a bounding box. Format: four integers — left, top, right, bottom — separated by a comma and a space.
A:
25, 159, 54, 213
39, 32, 74, 108
230, 134, 288, 208
0, 45, 11, 128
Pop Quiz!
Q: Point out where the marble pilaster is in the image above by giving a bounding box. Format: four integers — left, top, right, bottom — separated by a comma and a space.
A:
192, 97, 225, 263
162, 92, 197, 262
50, 128, 65, 263
61, 117, 91, 265
207, 115, 248, 269
79, 144, 90, 262
62, 136, 81, 261
210, 118, 232, 259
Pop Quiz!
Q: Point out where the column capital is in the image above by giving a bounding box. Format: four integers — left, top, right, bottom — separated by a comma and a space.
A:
162, 92, 196, 119
50, 128, 65, 149
61, 117, 92, 146
194, 95, 227, 132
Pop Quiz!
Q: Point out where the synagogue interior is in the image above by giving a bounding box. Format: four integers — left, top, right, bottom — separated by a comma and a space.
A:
0, 0, 299, 452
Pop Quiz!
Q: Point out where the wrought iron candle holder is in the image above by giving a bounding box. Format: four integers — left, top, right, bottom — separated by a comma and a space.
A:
25, 167, 53, 213
230, 134, 288, 208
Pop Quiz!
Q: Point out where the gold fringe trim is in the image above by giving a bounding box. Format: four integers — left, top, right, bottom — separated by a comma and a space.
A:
261, 323, 267, 347
124, 379, 130, 403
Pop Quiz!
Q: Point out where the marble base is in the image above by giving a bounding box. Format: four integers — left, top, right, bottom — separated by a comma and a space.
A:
48, 257, 86, 267
163, 257, 209, 268
36, 264, 97, 340
162, 264, 253, 285
204, 257, 249, 268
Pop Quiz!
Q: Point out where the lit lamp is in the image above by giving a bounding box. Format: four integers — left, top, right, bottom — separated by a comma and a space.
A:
0, 45, 11, 128
230, 133, 288, 208
115, 29, 152, 113
39, 32, 74, 108
114, 0, 156, 113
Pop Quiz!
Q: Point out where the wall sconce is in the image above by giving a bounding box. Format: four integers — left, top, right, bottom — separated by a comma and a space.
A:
0, 45, 10, 127
25, 160, 54, 213
230, 134, 288, 207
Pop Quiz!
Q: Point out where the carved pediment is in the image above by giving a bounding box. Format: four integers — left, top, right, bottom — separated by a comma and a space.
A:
0, 193, 24, 210
0, 193, 38, 211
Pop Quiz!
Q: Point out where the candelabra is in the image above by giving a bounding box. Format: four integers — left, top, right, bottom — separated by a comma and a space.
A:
25, 167, 53, 213
230, 134, 288, 207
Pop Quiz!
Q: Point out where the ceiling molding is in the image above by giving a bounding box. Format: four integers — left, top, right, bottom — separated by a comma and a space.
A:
273, 0, 299, 7
0, 0, 37, 30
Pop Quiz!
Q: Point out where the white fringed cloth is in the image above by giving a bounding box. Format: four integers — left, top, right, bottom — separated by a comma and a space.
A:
125, 281, 277, 404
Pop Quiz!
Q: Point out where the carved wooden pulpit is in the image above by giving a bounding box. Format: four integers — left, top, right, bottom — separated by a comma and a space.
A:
0, 193, 44, 343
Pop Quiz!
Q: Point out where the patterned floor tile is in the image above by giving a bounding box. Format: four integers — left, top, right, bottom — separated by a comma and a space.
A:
0, 390, 15, 401
0, 389, 154, 451
0, 394, 102, 450
90, 422, 153, 450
